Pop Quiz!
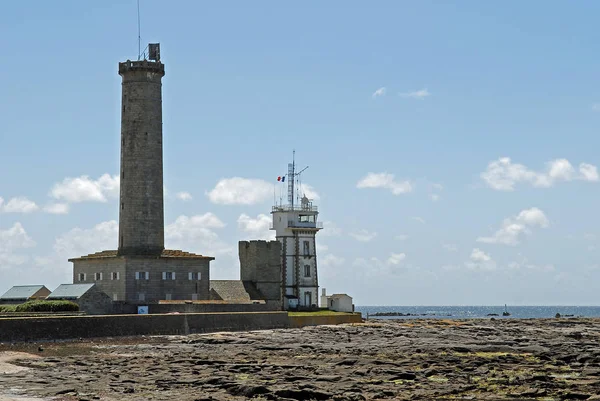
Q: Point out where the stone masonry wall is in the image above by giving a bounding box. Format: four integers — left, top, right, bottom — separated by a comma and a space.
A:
73, 258, 126, 301
118, 61, 165, 256
239, 241, 282, 303
73, 256, 210, 303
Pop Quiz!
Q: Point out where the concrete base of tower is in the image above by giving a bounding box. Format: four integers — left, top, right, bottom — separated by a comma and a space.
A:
69, 249, 214, 303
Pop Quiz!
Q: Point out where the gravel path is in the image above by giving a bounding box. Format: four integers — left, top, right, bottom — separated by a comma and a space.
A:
1, 318, 600, 400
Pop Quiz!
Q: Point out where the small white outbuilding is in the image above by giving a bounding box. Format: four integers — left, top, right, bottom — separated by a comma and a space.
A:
320, 288, 354, 312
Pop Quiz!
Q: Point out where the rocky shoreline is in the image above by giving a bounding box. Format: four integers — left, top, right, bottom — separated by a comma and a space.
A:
1, 318, 600, 400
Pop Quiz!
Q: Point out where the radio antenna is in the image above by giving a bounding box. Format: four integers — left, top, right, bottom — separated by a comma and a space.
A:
137, 0, 141, 60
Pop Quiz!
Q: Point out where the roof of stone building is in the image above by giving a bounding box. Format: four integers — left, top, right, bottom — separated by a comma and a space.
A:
209, 280, 265, 302
47, 284, 95, 299
330, 294, 352, 298
0, 285, 50, 300
68, 249, 214, 261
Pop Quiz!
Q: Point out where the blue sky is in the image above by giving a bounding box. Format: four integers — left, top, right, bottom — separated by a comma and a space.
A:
2, 1, 600, 305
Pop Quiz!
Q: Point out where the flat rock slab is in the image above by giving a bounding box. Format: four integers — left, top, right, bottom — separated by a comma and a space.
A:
2, 318, 600, 400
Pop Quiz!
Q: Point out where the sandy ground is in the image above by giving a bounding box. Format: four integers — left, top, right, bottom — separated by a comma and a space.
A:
2, 318, 600, 400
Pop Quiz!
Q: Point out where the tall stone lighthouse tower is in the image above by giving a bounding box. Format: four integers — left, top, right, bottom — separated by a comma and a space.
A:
117, 45, 165, 256
69, 44, 214, 304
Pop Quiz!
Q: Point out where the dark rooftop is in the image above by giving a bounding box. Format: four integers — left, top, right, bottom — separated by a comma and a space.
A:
0, 285, 50, 300
68, 249, 214, 261
47, 284, 95, 299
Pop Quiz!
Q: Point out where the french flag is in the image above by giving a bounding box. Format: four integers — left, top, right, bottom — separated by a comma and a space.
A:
277, 176, 286, 182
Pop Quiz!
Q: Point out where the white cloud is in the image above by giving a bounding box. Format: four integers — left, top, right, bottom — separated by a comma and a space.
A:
481, 157, 598, 191
320, 254, 345, 268
507, 260, 555, 272
43, 203, 69, 215
387, 252, 406, 265
320, 221, 342, 237
0, 223, 36, 268
465, 248, 496, 271
299, 183, 320, 201
50, 174, 119, 203
430, 194, 440, 202
412, 216, 426, 224
207, 177, 273, 205
399, 88, 430, 99
53, 220, 118, 258
237, 213, 275, 240
356, 172, 412, 195
353, 252, 409, 276
579, 163, 599, 182
1, 197, 39, 213
477, 207, 549, 246
349, 229, 377, 242
176, 192, 193, 201
443, 243, 458, 252
372, 87, 386, 98
592, 103, 600, 112
165, 213, 233, 261
395, 234, 409, 241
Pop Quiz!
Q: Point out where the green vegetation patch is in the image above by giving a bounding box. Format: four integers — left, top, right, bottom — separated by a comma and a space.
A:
0, 300, 79, 313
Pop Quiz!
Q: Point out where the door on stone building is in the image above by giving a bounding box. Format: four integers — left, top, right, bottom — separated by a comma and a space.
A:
304, 291, 312, 307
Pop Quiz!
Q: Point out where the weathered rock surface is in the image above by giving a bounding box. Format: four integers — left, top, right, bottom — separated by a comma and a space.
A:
1, 318, 600, 400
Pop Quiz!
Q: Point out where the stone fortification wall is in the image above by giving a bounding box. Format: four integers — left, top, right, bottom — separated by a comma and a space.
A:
112, 301, 281, 314
239, 240, 282, 304
0, 312, 289, 342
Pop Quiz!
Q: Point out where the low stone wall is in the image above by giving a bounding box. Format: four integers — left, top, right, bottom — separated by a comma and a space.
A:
0, 312, 289, 342
289, 313, 363, 328
111, 301, 280, 314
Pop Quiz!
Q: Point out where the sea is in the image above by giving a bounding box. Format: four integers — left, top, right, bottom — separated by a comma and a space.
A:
355, 305, 600, 319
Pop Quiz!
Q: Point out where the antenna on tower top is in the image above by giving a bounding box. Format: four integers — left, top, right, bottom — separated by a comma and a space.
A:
137, 0, 141, 60
287, 150, 308, 209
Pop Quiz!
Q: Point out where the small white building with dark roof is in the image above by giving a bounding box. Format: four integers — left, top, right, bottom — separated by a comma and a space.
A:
48, 284, 113, 315
0, 285, 51, 304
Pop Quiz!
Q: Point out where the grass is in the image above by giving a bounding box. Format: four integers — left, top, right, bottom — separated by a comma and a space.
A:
288, 310, 355, 316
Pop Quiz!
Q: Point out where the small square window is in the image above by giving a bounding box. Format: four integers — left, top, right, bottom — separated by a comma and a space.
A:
303, 241, 310, 256
162, 272, 175, 280
78, 273, 86, 282
138, 293, 145, 301
188, 272, 201, 280
165, 293, 172, 301
94, 272, 103, 281
111, 272, 120, 280
304, 264, 311, 277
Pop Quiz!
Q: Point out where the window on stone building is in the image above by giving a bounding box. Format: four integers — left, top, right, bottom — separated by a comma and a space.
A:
94, 272, 103, 281
78, 273, 86, 282
165, 293, 172, 301
188, 272, 201, 280
113, 294, 118, 301
303, 241, 310, 256
162, 272, 175, 280
111, 272, 120, 280
138, 293, 145, 301
191, 294, 198, 301
304, 264, 311, 277
135, 271, 149, 280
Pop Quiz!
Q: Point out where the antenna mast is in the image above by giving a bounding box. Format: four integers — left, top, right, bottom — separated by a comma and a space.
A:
137, 0, 141, 60
286, 150, 308, 209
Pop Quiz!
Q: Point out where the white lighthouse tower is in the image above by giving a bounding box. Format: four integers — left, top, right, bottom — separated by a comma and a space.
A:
271, 152, 323, 310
